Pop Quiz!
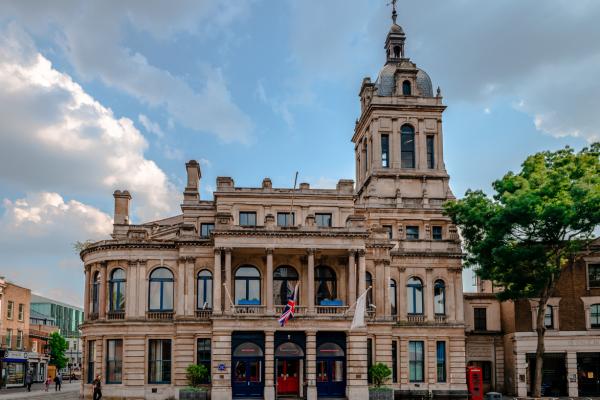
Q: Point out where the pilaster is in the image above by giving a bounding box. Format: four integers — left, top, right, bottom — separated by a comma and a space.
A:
266, 248, 274, 314
213, 249, 222, 314
307, 249, 315, 314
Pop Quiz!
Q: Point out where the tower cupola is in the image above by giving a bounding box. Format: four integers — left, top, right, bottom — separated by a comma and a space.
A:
385, 0, 406, 62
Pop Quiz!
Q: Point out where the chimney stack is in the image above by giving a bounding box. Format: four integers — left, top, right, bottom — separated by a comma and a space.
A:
113, 190, 132, 225
184, 160, 201, 203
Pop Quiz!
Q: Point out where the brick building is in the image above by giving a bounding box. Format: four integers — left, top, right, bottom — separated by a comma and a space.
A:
79, 9, 469, 400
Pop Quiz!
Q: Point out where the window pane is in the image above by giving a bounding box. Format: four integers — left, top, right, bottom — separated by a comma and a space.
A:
235, 280, 246, 303
437, 341, 446, 382
381, 134, 389, 168
162, 281, 174, 310
106, 339, 123, 384
589, 265, 600, 287
201, 223, 214, 238
277, 212, 295, 226
435, 281, 445, 315
149, 282, 161, 310
432, 226, 443, 240
401, 125, 415, 169
248, 280, 260, 301
149, 340, 171, 384
427, 136, 435, 169
316, 213, 332, 227
406, 226, 419, 240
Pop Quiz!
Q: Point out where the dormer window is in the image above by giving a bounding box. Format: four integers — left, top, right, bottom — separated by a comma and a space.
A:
402, 80, 411, 95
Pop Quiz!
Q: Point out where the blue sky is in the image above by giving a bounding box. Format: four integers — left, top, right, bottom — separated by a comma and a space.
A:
0, 1, 598, 305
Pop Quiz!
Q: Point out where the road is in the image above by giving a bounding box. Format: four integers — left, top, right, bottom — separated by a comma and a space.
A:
0, 382, 79, 399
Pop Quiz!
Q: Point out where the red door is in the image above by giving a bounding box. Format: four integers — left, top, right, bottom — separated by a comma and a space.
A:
277, 359, 299, 396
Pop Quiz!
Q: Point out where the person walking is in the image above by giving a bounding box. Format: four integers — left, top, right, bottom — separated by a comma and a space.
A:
57, 372, 62, 391
45, 376, 51, 391
25, 371, 33, 392
92, 374, 102, 400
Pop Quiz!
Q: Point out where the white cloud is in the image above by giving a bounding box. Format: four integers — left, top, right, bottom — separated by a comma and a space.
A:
199, 158, 212, 168
138, 114, 164, 138
0, 24, 179, 221
1, 1, 255, 143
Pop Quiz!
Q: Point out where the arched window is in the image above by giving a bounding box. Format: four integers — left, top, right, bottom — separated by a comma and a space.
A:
197, 270, 213, 309
366, 272, 374, 308
317, 342, 344, 357
235, 266, 261, 304
390, 279, 397, 316
233, 342, 264, 357
91, 271, 100, 314
149, 267, 174, 311
402, 80, 411, 95
109, 268, 126, 312
544, 305, 554, 329
591, 304, 600, 328
434, 280, 446, 315
315, 266, 337, 305
275, 342, 304, 358
401, 124, 415, 169
274, 266, 299, 305
407, 277, 423, 315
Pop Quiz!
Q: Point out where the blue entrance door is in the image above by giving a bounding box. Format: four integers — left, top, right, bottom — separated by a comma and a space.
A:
232, 342, 264, 398
316, 342, 345, 397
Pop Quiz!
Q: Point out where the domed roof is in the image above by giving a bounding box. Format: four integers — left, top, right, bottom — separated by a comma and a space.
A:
374, 64, 434, 97
389, 23, 404, 35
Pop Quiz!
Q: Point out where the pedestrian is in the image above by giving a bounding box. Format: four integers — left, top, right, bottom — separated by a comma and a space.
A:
45, 376, 51, 391
54, 374, 59, 391
57, 372, 62, 391
25, 370, 32, 392
92, 374, 102, 400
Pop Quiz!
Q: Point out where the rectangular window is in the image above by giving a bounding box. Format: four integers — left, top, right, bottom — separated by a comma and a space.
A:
474, 308, 487, 331
149, 339, 172, 384
381, 134, 390, 168
436, 341, 446, 382
432, 226, 443, 240
106, 339, 123, 384
367, 338, 373, 384
392, 341, 398, 383
383, 225, 393, 240
87, 341, 96, 384
197, 339, 211, 383
544, 306, 554, 329
277, 212, 295, 227
18, 304, 24, 321
409, 341, 424, 382
7, 301, 13, 319
591, 305, 600, 328
315, 213, 332, 228
200, 223, 214, 238
6, 329, 12, 349
364, 142, 369, 173
427, 136, 435, 169
16, 330, 23, 350
239, 212, 257, 227
406, 226, 419, 240
589, 264, 600, 288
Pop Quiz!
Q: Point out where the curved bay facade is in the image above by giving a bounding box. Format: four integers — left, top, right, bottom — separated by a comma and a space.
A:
80, 15, 468, 400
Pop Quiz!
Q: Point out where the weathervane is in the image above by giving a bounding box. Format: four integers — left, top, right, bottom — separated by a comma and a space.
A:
388, 0, 398, 24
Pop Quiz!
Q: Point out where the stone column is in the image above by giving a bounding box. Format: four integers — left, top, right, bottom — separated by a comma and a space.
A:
213, 249, 222, 314
391, 118, 400, 169
83, 267, 90, 318
138, 260, 147, 316
426, 268, 434, 322
567, 352, 578, 397
373, 119, 382, 169
265, 331, 275, 400
211, 330, 232, 400
266, 248, 274, 314
384, 262, 391, 317
185, 258, 195, 316
307, 249, 315, 314
347, 332, 369, 399
126, 260, 138, 318
177, 257, 186, 317
453, 269, 464, 322
99, 262, 107, 319
306, 332, 317, 400
347, 250, 357, 308
358, 250, 366, 295
375, 261, 384, 317
399, 267, 407, 321
224, 248, 232, 313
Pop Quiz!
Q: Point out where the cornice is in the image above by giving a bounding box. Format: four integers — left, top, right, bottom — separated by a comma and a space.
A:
212, 230, 368, 239
390, 251, 464, 259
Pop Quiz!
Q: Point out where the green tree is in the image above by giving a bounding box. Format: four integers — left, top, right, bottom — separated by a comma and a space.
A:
48, 332, 69, 370
369, 362, 392, 388
186, 364, 208, 387
444, 144, 600, 397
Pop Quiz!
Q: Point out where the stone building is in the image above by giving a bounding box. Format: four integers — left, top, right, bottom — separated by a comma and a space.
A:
79, 11, 468, 400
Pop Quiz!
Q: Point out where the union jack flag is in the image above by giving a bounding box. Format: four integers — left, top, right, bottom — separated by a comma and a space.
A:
278, 283, 299, 327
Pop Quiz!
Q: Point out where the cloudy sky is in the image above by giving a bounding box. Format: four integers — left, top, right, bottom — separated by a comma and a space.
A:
0, 1, 598, 305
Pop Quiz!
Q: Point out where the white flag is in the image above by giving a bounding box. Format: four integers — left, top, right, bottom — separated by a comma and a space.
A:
350, 289, 369, 330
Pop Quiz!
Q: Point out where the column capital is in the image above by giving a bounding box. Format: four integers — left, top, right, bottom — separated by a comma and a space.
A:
348, 249, 357, 257
306, 248, 317, 255
214, 248, 222, 256
357, 249, 366, 257
223, 247, 233, 254
265, 247, 274, 255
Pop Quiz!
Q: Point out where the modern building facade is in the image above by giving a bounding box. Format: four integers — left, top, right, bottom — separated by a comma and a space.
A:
79, 11, 468, 400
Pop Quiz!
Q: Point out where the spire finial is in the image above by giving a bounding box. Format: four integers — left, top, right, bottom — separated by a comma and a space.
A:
389, 0, 398, 24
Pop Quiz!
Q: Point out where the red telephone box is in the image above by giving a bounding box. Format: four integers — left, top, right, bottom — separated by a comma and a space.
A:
467, 367, 484, 400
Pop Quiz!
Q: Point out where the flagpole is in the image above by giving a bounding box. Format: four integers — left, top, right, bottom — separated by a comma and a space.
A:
288, 172, 298, 226
223, 283, 235, 312
345, 286, 372, 314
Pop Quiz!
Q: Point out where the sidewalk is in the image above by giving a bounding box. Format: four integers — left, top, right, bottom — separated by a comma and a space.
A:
0, 382, 79, 399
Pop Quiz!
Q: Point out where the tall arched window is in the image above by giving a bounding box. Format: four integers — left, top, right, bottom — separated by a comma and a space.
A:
401, 124, 415, 169
390, 279, 397, 316
591, 304, 600, 328
91, 271, 100, 315
366, 272, 373, 308
434, 280, 446, 315
235, 266, 261, 304
109, 268, 126, 312
149, 267, 174, 311
197, 270, 213, 309
315, 266, 337, 305
274, 266, 299, 305
402, 80, 411, 95
407, 277, 423, 315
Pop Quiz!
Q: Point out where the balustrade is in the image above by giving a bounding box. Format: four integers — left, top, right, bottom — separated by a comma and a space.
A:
146, 311, 174, 320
